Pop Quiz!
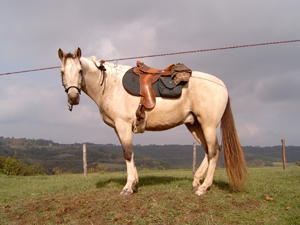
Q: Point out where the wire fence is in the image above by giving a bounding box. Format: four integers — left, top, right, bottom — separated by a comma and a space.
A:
1, 39, 299, 76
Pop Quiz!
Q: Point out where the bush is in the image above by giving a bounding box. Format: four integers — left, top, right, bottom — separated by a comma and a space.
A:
264, 160, 274, 167
0, 156, 45, 176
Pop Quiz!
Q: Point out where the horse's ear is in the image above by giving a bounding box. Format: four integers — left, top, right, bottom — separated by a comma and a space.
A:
75, 47, 81, 58
58, 48, 65, 60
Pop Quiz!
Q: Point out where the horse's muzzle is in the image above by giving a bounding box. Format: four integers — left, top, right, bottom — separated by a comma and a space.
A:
67, 89, 80, 105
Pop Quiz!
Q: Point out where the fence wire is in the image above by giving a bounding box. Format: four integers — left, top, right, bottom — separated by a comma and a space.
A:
1, 39, 300, 76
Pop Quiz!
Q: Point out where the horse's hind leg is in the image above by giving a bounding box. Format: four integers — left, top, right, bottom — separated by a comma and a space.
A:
196, 126, 221, 195
186, 122, 209, 190
193, 154, 208, 191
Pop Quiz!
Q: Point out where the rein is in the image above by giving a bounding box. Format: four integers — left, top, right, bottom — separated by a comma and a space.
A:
89, 59, 107, 95
97, 60, 107, 95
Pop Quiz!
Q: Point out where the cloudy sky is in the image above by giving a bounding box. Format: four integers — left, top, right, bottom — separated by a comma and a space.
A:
1, 1, 300, 147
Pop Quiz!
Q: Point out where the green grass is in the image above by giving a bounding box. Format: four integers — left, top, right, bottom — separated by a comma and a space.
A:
272, 162, 295, 167
0, 167, 299, 224
90, 162, 126, 170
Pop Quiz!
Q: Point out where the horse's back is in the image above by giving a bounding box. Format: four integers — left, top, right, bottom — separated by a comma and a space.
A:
190, 71, 227, 90
185, 71, 229, 124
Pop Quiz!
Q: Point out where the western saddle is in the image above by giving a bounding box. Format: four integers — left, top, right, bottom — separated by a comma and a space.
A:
133, 61, 175, 122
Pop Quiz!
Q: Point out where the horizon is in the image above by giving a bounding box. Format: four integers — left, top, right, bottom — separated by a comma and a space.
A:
1, 136, 297, 148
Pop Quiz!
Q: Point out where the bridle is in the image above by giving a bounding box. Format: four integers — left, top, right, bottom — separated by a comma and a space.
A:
61, 72, 83, 94
61, 58, 106, 111
61, 60, 84, 111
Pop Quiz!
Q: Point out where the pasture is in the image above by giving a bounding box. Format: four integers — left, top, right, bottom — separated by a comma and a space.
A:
1, 166, 299, 224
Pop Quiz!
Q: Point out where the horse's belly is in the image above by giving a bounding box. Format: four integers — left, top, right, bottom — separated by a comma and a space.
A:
144, 97, 193, 131
145, 113, 195, 131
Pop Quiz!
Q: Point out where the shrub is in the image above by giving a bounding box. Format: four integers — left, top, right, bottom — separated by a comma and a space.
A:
0, 156, 45, 176
52, 167, 72, 175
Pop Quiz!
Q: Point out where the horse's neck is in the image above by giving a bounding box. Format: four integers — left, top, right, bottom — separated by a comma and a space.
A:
80, 58, 130, 106
80, 58, 107, 105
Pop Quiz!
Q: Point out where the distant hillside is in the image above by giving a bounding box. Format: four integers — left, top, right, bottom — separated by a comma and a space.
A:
0, 137, 299, 174
0, 137, 172, 174
242, 146, 300, 162
92, 144, 299, 168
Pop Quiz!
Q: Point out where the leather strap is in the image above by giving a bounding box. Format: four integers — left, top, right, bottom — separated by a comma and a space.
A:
136, 61, 174, 75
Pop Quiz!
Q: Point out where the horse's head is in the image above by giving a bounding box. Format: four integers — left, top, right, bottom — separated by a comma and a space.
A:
58, 48, 83, 110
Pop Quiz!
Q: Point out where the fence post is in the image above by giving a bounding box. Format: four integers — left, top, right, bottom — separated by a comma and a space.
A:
193, 140, 196, 175
281, 139, 286, 170
83, 143, 87, 177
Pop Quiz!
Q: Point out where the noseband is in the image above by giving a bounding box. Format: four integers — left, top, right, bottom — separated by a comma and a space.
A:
62, 77, 83, 95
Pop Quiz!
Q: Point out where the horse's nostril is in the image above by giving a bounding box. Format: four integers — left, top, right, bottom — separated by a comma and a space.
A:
68, 92, 80, 105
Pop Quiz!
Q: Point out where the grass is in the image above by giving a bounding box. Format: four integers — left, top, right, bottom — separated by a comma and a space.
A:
272, 162, 295, 167
91, 162, 126, 170
0, 167, 299, 224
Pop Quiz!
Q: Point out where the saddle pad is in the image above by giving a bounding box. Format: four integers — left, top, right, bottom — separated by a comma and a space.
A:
122, 68, 182, 98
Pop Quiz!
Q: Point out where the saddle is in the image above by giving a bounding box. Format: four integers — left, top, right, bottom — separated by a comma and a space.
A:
133, 61, 174, 120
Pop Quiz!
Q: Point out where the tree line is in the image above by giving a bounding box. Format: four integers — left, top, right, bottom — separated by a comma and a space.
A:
0, 137, 299, 176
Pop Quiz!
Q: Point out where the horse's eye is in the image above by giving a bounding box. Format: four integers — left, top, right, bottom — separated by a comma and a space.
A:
61, 71, 64, 76
79, 70, 83, 75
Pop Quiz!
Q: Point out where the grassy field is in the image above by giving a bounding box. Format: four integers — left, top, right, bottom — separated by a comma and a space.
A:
1, 166, 299, 224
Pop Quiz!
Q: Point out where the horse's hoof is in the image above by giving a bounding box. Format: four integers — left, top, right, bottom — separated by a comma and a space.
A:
195, 189, 206, 196
119, 189, 133, 196
192, 185, 200, 193
132, 185, 138, 193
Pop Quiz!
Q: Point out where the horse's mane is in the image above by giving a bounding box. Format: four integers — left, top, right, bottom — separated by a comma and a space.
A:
104, 62, 132, 79
87, 56, 132, 79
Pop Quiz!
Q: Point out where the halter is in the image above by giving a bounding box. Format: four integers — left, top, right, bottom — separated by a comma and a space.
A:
62, 73, 83, 94
61, 61, 84, 111
62, 59, 106, 111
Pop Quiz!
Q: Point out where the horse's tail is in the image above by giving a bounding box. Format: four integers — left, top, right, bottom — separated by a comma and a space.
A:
221, 97, 249, 190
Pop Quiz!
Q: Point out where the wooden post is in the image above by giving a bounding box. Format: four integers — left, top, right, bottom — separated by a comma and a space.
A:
281, 139, 286, 170
83, 143, 87, 177
193, 140, 196, 175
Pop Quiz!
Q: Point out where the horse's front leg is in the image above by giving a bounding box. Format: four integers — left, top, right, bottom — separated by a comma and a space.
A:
114, 120, 138, 196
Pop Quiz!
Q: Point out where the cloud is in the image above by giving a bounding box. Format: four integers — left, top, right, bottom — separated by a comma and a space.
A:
255, 72, 300, 103
1, 1, 300, 146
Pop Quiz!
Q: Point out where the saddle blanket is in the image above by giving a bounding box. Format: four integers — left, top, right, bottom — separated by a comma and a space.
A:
122, 68, 182, 98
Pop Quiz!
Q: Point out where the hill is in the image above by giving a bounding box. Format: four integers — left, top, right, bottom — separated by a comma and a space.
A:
0, 137, 299, 174
0, 137, 172, 174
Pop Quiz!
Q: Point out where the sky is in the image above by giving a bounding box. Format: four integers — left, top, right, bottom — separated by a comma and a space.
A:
0, 1, 300, 147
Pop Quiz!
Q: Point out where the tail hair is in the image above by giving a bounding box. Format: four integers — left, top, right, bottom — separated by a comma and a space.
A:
221, 97, 249, 190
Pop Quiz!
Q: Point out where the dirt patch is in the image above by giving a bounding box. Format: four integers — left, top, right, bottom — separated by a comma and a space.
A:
229, 199, 262, 211
1, 188, 263, 224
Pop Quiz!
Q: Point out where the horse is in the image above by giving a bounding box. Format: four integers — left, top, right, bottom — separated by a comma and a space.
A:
58, 47, 249, 196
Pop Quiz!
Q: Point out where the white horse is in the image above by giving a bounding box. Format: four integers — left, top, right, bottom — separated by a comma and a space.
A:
58, 48, 248, 196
